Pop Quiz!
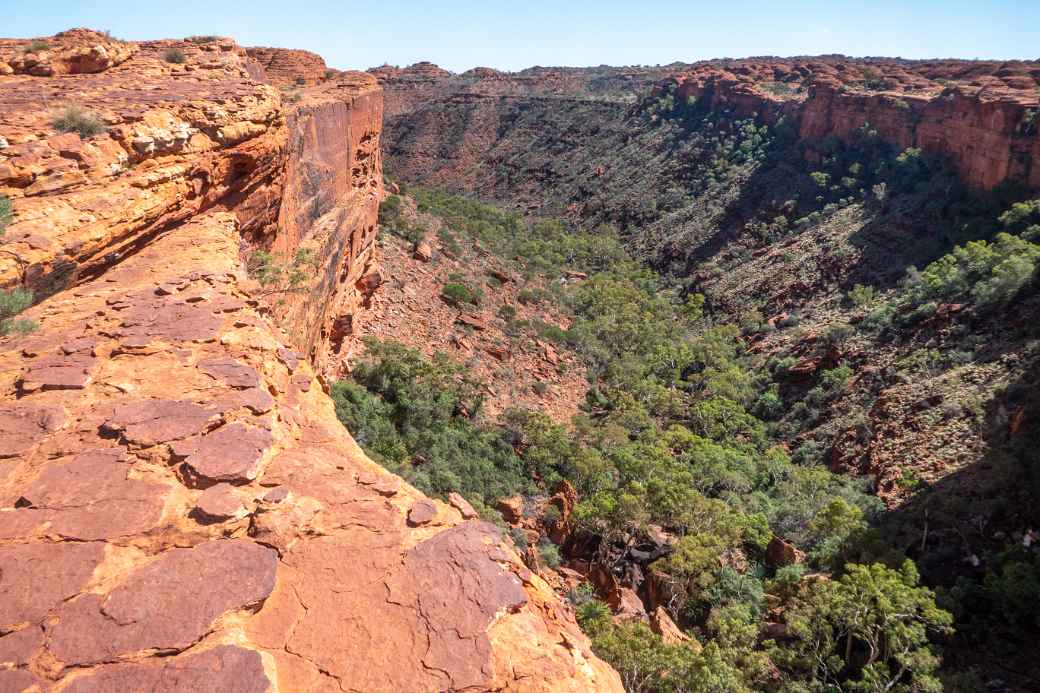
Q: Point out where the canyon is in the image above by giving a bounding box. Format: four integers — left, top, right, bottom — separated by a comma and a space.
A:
4, 23, 1040, 692
0, 29, 621, 692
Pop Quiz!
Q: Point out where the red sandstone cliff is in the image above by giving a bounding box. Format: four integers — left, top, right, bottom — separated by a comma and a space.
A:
0, 30, 622, 692
246, 46, 329, 87
668, 58, 1040, 190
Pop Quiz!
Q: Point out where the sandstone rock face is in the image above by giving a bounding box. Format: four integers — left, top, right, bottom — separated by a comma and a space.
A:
669, 57, 1040, 190
0, 28, 136, 76
0, 29, 621, 693
246, 46, 328, 87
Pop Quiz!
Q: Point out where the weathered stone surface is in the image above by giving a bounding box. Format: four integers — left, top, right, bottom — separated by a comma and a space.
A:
0, 403, 65, 458
102, 399, 219, 447
767, 535, 806, 567
0, 542, 104, 631
198, 356, 261, 389
407, 498, 438, 526
448, 491, 478, 519
0, 625, 43, 667
47, 540, 277, 665
194, 482, 252, 523
181, 422, 273, 485
496, 495, 524, 524
15, 448, 165, 540
246, 46, 327, 87
62, 645, 270, 693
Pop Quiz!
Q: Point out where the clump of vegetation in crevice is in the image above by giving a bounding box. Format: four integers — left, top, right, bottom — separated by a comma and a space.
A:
23, 40, 50, 54
162, 47, 186, 64
0, 195, 11, 239
52, 105, 106, 138
0, 287, 37, 336
247, 247, 316, 296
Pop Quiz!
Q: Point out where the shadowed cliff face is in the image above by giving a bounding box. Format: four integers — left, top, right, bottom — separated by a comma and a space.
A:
0, 30, 623, 692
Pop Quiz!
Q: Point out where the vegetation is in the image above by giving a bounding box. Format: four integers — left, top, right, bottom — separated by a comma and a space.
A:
440, 281, 481, 307
247, 247, 316, 295
163, 47, 186, 64
23, 40, 50, 53
333, 190, 952, 691
378, 193, 427, 244
0, 287, 37, 336
0, 195, 11, 239
51, 105, 106, 139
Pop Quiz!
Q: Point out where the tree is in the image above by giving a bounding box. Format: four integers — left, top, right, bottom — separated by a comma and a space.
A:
776, 561, 953, 692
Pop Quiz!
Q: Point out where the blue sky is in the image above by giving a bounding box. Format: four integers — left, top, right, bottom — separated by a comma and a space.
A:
5, 0, 1038, 72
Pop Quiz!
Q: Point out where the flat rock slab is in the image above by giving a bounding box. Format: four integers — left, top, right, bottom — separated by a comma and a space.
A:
0, 541, 104, 632
388, 522, 528, 691
47, 539, 277, 666
194, 483, 252, 523
62, 644, 270, 693
16, 448, 165, 540
102, 399, 220, 447
182, 422, 273, 486
0, 402, 65, 458
18, 352, 96, 392
198, 356, 261, 389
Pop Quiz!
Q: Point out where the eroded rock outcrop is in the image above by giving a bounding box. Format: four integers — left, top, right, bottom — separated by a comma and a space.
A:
0, 29, 621, 692
246, 47, 329, 87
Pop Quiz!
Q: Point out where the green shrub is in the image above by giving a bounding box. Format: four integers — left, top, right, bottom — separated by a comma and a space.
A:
847, 283, 876, 307
163, 47, 186, 64
23, 40, 50, 53
0, 195, 11, 238
52, 105, 105, 138
0, 287, 36, 336
441, 282, 480, 307
906, 232, 1040, 308
773, 561, 952, 691
538, 539, 561, 568
186, 35, 219, 44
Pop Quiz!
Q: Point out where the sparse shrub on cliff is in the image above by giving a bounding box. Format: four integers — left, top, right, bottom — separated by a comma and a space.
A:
52, 105, 105, 139
23, 40, 50, 54
0, 287, 37, 336
163, 47, 186, 64
440, 282, 481, 307
537, 539, 561, 568
186, 35, 219, 44
0, 195, 11, 238
247, 247, 316, 294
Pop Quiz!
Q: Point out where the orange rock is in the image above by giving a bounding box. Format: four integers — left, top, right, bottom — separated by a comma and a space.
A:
650, 607, 701, 651
496, 495, 525, 524
766, 535, 806, 567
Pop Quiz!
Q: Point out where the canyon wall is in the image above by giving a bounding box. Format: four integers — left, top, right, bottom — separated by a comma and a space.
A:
0, 30, 621, 692
379, 57, 1039, 194
669, 58, 1040, 191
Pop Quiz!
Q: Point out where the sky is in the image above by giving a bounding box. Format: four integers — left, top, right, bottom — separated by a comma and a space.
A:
4, 0, 1038, 73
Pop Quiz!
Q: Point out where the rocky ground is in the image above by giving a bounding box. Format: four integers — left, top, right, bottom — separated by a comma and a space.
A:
348, 199, 589, 425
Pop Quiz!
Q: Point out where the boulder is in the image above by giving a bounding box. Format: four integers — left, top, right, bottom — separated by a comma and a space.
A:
766, 535, 806, 567
496, 495, 524, 524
